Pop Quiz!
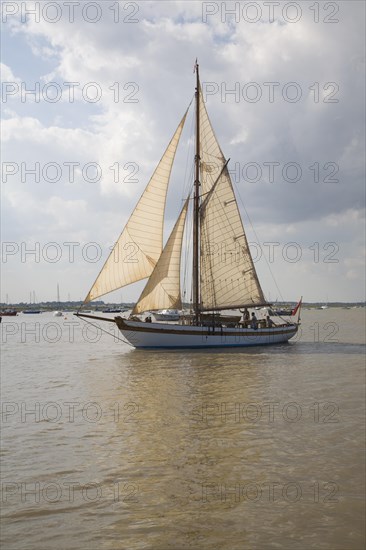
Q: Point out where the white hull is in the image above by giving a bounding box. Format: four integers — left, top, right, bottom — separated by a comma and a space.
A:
115, 317, 298, 349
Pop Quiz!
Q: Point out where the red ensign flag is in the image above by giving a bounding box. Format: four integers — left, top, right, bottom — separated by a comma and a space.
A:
291, 298, 302, 316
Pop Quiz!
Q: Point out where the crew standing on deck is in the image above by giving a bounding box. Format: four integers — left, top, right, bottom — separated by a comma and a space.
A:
251, 312, 258, 330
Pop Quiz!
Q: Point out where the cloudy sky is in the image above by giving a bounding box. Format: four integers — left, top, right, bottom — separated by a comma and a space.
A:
1, 0, 365, 304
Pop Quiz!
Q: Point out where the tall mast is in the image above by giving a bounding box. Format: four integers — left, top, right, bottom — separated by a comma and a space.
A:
193, 61, 200, 324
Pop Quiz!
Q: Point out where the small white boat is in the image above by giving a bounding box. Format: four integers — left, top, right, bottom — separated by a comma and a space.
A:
53, 311, 63, 317
153, 309, 180, 321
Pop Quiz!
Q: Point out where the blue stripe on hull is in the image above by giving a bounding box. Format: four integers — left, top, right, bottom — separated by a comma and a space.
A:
136, 341, 289, 349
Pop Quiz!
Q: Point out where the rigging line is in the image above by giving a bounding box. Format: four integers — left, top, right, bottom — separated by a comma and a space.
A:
231, 179, 285, 303
78, 315, 135, 347
181, 161, 194, 304
200, 222, 217, 308
200, 159, 230, 211
182, 196, 193, 300
182, 102, 195, 200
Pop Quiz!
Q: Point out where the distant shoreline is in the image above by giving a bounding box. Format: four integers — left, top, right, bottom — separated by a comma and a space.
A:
1, 301, 365, 313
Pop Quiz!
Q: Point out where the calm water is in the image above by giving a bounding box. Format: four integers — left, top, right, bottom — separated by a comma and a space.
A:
1, 308, 365, 550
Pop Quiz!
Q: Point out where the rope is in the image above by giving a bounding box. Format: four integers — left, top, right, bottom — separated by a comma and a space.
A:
77, 315, 135, 347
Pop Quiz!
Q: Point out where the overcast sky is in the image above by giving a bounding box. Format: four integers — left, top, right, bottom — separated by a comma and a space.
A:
1, 0, 365, 304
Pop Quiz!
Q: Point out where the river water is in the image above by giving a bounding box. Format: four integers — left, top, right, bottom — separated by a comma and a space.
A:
1, 308, 365, 549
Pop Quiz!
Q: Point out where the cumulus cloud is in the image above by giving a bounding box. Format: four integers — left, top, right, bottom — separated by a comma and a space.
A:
1, 0, 365, 302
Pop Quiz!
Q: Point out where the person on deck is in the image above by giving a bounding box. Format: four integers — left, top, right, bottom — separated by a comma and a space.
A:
251, 312, 258, 330
266, 315, 274, 328
243, 307, 250, 326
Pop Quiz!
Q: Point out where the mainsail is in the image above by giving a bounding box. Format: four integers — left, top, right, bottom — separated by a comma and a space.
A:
198, 86, 266, 310
132, 199, 189, 314
84, 111, 188, 303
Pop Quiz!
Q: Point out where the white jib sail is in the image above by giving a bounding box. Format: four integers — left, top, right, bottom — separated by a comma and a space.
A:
84, 111, 188, 303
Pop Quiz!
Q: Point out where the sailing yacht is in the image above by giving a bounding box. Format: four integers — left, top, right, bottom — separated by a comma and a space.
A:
76, 64, 300, 348
54, 283, 63, 316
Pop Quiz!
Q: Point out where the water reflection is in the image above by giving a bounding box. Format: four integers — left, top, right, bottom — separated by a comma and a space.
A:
1, 310, 364, 550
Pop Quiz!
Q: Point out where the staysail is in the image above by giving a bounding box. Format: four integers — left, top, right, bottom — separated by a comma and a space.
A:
84, 111, 188, 303
198, 86, 266, 310
132, 198, 189, 314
